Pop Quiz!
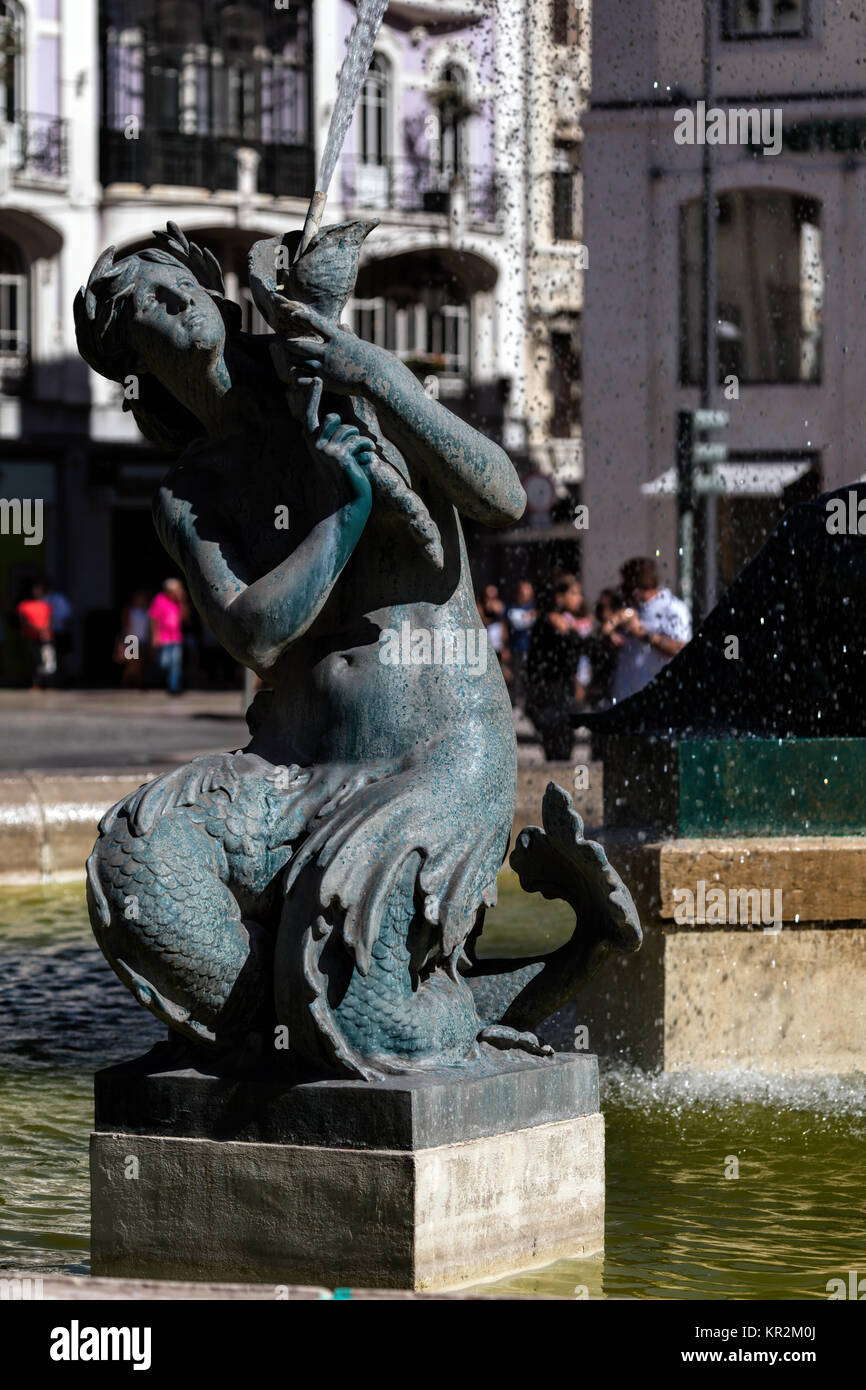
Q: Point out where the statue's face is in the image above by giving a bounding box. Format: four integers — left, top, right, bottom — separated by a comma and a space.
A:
125, 259, 225, 376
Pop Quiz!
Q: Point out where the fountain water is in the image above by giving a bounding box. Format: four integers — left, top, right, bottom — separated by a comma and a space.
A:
297, 0, 390, 255
3, 885, 865, 1298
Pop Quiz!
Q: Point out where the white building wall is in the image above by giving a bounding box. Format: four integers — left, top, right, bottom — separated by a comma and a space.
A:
583, 0, 866, 604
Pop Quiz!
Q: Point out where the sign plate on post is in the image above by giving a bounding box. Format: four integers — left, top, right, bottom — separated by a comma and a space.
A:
693, 468, 730, 495
693, 409, 729, 431
693, 442, 728, 465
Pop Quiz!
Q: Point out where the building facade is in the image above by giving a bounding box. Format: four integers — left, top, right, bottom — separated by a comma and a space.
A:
583, 0, 860, 614
1, 0, 565, 682
487, 0, 589, 592
523, 0, 587, 486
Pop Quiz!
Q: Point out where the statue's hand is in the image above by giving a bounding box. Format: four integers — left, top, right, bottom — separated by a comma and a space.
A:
281, 366, 323, 433
273, 301, 397, 397
309, 413, 374, 511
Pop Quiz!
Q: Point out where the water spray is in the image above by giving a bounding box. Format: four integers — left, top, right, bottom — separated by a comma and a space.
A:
296, 0, 389, 259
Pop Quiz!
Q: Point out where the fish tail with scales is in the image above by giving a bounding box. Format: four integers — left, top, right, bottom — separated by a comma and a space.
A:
87, 747, 642, 1077
86, 751, 302, 1043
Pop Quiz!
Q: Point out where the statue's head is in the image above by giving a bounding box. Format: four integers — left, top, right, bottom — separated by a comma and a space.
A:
249, 219, 378, 331
75, 223, 243, 450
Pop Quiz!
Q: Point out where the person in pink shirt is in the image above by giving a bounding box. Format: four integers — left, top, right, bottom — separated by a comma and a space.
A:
149, 578, 186, 695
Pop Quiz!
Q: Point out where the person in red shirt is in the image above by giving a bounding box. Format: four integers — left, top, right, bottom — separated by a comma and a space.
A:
17, 582, 55, 691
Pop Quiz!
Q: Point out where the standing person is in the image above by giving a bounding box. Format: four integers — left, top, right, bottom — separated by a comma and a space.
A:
525, 571, 586, 761
117, 589, 152, 688
478, 583, 512, 685
479, 583, 505, 627
587, 587, 625, 710
148, 578, 185, 696
506, 580, 536, 709
17, 581, 55, 691
45, 581, 73, 685
572, 587, 594, 708
611, 557, 691, 705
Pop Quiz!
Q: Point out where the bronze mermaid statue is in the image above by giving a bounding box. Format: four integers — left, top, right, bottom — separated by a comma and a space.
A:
75, 219, 641, 1080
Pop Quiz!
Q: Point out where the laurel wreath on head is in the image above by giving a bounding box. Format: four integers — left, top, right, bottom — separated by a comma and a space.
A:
72, 244, 141, 380
149, 221, 226, 296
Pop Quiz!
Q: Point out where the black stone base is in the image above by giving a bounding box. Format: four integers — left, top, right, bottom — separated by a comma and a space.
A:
599, 732, 866, 836
95, 1048, 598, 1151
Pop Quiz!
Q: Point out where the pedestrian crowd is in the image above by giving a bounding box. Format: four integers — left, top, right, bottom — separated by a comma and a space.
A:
9, 574, 234, 697
9, 556, 689, 740
477, 556, 692, 761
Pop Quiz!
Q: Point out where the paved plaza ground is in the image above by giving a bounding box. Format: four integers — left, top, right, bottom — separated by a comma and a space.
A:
0, 688, 251, 773
0, 688, 573, 775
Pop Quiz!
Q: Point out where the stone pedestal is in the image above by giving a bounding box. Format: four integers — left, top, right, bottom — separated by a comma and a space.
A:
557, 833, 866, 1073
90, 1053, 604, 1291
545, 733, 866, 1073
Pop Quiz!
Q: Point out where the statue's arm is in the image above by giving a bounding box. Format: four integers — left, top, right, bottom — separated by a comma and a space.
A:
154, 427, 373, 675
272, 309, 526, 526
366, 362, 526, 527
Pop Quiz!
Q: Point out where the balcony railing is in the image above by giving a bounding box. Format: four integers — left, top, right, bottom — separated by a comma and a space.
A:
8, 112, 68, 181
100, 128, 315, 198
340, 156, 502, 226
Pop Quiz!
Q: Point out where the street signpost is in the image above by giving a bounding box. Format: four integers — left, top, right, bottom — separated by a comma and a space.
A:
677, 408, 729, 613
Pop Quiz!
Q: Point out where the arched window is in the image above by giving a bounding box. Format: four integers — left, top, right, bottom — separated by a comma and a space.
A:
360, 52, 389, 167
0, 1, 24, 125
436, 63, 469, 180
352, 261, 471, 381
0, 231, 28, 376
552, 0, 581, 46
213, 3, 266, 141
143, 2, 200, 136
352, 290, 470, 378
552, 139, 580, 242
154, 0, 202, 45
680, 190, 823, 384
550, 315, 581, 438
218, 2, 264, 50
149, 1, 204, 134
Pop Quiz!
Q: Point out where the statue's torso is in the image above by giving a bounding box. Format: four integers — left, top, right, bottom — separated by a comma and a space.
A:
162, 429, 515, 769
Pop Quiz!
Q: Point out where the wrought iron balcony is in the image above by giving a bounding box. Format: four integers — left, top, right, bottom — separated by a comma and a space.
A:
100, 128, 315, 198
9, 113, 68, 181
340, 156, 502, 227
